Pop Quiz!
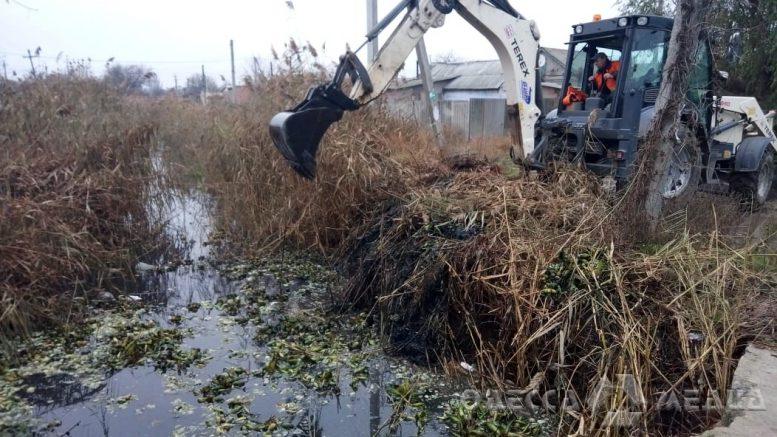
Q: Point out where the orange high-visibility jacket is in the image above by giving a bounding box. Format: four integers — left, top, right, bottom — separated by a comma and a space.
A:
592, 60, 620, 92
562, 86, 588, 107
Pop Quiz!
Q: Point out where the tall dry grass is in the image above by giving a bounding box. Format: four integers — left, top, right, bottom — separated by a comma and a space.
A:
155, 74, 439, 253
0, 76, 161, 337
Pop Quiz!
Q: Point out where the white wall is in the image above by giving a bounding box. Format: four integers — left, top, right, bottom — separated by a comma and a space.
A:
443, 89, 506, 101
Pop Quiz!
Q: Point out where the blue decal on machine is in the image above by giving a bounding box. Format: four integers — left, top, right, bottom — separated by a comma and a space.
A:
521, 81, 532, 104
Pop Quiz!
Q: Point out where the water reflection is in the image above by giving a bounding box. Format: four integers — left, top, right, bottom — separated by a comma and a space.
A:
21, 373, 105, 413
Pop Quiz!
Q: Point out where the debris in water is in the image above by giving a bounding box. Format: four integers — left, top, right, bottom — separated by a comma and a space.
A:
135, 262, 158, 272
172, 398, 195, 416
459, 362, 475, 373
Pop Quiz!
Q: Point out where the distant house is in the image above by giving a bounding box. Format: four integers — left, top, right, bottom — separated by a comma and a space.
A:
385, 47, 568, 140
211, 85, 253, 104
388, 47, 567, 111
224, 85, 253, 104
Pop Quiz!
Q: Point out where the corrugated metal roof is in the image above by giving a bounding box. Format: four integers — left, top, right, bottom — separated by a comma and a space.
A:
446, 74, 504, 90
392, 48, 567, 91
394, 60, 502, 90
543, 48, 568, 65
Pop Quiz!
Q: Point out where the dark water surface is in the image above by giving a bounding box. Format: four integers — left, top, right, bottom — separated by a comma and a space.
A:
5, 192, 452, 436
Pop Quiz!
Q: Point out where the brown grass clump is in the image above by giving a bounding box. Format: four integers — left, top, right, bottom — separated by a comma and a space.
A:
0, 77, 160, 336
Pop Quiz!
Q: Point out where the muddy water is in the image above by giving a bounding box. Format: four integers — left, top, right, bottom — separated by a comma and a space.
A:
6, 191, 453, 436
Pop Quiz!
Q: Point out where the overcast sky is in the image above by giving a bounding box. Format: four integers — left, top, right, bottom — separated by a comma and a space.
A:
1, 0, 619, 87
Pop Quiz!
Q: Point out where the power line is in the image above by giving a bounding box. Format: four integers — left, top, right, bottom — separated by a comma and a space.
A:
0, 50, 228, 65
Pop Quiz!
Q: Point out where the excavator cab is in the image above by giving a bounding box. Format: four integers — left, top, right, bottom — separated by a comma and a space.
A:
540, 16, 681, 184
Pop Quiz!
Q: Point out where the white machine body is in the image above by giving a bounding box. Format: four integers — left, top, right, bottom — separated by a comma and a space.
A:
713, 96, 777, 152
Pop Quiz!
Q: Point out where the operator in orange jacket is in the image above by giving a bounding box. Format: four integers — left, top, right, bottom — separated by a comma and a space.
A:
588, 52, 620, 103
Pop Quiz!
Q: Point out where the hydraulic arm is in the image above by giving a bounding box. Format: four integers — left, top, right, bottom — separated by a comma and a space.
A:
270, 0, 543, 179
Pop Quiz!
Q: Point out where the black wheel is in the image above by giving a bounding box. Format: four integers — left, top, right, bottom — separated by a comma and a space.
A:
730, 151, 775, 208
659, 124, 702, 206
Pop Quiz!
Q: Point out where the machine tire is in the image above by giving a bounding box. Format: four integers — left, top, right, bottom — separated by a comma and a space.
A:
658, 124, 702, 208
730, 151, 775, 208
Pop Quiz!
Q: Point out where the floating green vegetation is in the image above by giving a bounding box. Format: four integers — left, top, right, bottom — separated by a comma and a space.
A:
258, 311, 373, 394
197, 367, 249, 404
541, 249, 612, 296
99, 315, 207, 372
3, 254, 452, 435
441, 400, 548, 436
215, 295, 243, 316
207, 395, 285, 434
346, 353, 370, 392
0, 307, 208, 433
214, 256, 374, 395
384, 378, 433, 434
0, 381, 33, 434
220, 253, 338, 288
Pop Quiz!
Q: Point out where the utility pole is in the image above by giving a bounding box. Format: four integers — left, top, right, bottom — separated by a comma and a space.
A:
230, 39, 237, 103
201, 65, 207, 105
25, 49, 36, 77
2, 60, 7, 81
366, 0, 379, 62
173, 75, 178, 96
415, 38, 444, 148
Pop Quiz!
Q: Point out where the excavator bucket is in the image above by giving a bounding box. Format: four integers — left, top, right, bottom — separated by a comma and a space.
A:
269, 103, 343, 179
269, 52, 372, 180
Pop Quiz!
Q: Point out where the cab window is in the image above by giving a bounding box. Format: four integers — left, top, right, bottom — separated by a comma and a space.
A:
568, 44, 588, 89
624, 29, 670, 90
688, 42, 711, 104
566, 41, 622, 91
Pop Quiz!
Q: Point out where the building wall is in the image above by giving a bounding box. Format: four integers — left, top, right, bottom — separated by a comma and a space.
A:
443, 89, 505, 101
543, 55, 567, 84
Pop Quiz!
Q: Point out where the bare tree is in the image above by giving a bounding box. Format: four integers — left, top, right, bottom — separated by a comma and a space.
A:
103, 64, 155, 95
182, 74, 219, 100
623, 0, 713, 229
433, 51, 463, 64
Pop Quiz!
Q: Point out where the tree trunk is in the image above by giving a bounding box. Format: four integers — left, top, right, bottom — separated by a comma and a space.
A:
623, 0, 712, 231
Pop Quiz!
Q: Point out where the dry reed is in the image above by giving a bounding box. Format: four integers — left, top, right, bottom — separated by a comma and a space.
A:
0, 77, 160, 337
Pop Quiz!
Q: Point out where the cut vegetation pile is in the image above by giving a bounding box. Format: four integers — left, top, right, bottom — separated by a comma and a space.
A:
338, 164, 774, 434
0, 77, 160, 336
